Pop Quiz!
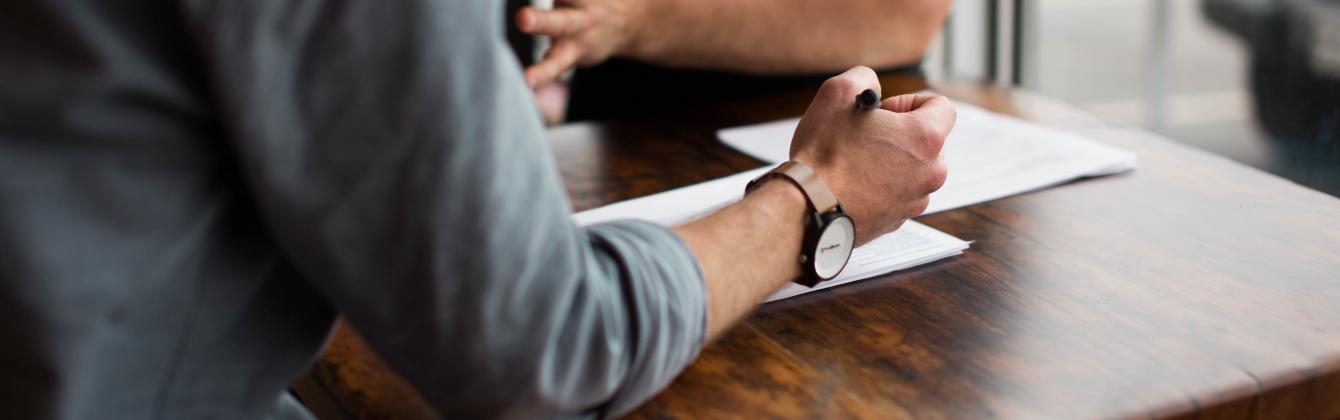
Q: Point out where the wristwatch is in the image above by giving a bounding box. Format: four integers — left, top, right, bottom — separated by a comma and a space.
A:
745, 161, 856, 287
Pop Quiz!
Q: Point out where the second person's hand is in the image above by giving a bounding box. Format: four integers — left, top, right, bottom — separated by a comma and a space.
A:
516, 0, 648, 88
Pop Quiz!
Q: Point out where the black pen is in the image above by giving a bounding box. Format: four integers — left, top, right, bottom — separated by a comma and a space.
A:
856, 89, 880, 111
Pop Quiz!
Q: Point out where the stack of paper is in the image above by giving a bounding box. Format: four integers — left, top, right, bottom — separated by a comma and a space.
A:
718, 100, 1138, 215
573, 98, 1136, 302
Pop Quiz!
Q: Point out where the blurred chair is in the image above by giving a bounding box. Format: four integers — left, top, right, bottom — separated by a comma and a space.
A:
1203, 0, 1340, 145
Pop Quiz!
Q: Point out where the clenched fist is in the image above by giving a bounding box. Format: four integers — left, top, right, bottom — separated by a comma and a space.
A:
516, 0, 645, 87
790, 66, 955, 245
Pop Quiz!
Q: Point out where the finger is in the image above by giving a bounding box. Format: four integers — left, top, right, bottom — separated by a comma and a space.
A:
817, 66, 881, 105
880, 93, 920, 113
517, 7, 589, 37
533, 81, 570, 125
524, 41, 582, 87
906, 95, 957, 131
924, 156, 949, 194
903, 95, 957, 155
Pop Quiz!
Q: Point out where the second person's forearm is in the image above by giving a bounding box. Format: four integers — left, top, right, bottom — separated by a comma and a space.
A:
623, 0, 950, 74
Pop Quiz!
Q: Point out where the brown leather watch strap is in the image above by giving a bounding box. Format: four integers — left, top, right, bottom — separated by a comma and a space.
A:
747, 161, 840, 214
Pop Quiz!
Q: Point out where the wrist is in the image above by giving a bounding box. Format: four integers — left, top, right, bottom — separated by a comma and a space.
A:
740, 179, 809, 282
616, 0, 664, 60
744, 177, 809, 224
747, 161, 856, 285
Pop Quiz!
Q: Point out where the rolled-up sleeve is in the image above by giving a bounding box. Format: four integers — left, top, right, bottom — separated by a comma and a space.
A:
583, 221, 707, 415
181, 0, 706, 417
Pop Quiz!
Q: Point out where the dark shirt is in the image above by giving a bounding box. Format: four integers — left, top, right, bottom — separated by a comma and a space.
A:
565, 59, 923, 121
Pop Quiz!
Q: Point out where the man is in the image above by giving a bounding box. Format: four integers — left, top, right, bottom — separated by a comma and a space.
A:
0, 1, 952, 419
513, 0, 952, 121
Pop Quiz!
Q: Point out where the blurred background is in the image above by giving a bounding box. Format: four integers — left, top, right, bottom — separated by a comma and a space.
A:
922, 0, 1340, 196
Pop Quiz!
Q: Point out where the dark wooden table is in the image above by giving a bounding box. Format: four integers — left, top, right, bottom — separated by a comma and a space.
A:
294, 74, 1340, 419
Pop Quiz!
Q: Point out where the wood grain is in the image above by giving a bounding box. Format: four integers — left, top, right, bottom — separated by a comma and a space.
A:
295, 74, 1340, 419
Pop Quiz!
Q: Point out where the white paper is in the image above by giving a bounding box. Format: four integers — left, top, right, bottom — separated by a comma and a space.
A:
573, 172, 969, 302
717, 100, 1138, 215
766, 221, 967, 301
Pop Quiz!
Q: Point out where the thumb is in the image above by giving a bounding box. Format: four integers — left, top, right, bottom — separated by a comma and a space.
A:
880, 93, 939, 113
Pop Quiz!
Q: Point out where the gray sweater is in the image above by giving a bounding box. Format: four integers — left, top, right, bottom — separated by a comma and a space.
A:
0, 1, 706, 418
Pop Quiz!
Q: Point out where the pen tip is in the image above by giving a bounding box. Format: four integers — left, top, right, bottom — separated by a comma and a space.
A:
857, 89, 880, 109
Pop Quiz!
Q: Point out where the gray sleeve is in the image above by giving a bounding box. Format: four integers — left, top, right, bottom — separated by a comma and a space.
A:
181, 1, 707, 417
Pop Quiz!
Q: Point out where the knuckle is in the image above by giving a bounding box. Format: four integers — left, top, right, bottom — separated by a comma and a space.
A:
927, 160, 949, 192
912, 197, 931, 216
819, 66, 880, 104
944, 101, 959, 125
920, 116, 945, 140
821, 74, 860, 96
850, 65, 877, 80
918, 119, 948, 151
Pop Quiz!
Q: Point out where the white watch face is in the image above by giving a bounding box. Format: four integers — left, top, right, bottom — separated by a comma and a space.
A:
813, 216, 855, 279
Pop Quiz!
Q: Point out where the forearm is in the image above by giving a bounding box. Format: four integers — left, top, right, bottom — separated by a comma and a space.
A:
625, 0, 950, 74
674, 180, 808, 339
